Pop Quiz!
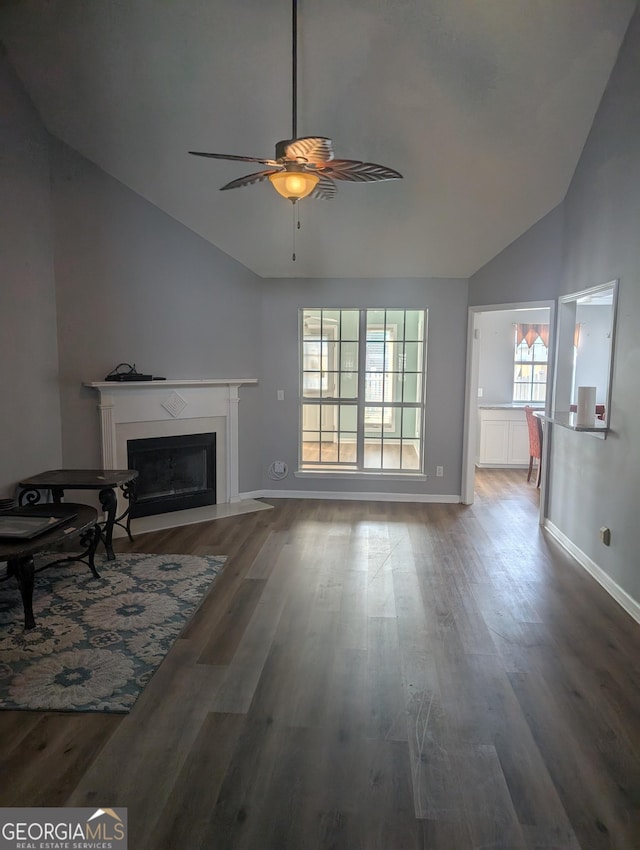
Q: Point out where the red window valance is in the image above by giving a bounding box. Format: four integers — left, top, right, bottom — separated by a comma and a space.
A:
516, 323, 549, 348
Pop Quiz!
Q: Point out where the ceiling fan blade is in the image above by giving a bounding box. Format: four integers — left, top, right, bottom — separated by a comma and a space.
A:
321, 160, 403, 182
189, 151, 278, 166
219, 170, 277, 191
284, 137, 334, 164
309, 175, 337, 200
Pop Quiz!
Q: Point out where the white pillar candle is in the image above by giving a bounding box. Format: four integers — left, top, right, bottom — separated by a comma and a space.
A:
576, 386, 597, 426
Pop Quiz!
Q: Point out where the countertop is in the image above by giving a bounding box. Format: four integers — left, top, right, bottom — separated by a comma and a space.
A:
478, 403, 545, 410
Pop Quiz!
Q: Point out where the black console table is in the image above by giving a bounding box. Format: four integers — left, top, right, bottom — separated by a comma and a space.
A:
0, 503, 101, 629
18, 469, 138, 560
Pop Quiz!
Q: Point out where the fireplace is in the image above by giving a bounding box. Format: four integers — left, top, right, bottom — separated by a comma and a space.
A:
85, 378, 257, 533
127, 432, 216, 518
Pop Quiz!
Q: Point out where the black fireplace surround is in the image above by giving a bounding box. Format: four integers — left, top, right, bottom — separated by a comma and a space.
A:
127, 432, 216, 518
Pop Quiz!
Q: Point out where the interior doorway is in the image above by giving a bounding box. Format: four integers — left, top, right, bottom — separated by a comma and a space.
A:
461, 300, 555, 518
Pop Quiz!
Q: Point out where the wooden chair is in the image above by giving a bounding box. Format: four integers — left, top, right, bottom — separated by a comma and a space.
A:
524, 406, 543, 487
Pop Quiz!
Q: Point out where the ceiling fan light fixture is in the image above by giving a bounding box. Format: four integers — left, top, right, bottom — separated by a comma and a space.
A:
268, 167, 319, 202
188, 0, 401, 210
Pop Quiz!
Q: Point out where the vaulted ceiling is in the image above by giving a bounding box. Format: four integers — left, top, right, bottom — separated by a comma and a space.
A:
1, 1, 636, 278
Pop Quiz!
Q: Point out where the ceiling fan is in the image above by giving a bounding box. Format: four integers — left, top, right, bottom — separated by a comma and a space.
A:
189, 0, 402, 203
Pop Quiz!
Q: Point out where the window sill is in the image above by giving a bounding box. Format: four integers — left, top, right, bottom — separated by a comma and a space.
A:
295, 470, 427, 482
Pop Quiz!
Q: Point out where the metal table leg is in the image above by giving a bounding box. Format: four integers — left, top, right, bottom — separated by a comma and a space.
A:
10, 556, 36, 630
99, 487, 117, 560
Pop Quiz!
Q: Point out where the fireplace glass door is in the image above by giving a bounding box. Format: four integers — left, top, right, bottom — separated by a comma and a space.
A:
127, 433, 216, 517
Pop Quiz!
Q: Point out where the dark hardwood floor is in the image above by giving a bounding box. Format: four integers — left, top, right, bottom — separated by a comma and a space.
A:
1, 469, 639, 849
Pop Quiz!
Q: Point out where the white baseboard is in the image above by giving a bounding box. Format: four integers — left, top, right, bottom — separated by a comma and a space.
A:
241, 489, 460, 504
544, 520, 640, 624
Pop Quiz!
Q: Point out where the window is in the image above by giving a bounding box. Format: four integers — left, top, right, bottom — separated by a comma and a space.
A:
363, 326, 396, 428
300, 308, 427, 472
513, 324, 549, 402
302, 335, 330, 392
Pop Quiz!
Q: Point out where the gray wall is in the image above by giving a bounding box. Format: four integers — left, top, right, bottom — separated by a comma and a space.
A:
49, 139, 263, 493
469, 204, 564, 306
477, 308, 549, 404
259, 277, 469, 496
470, 5, 640, 606
548, 5, 640, 603
0, 55, 62, 498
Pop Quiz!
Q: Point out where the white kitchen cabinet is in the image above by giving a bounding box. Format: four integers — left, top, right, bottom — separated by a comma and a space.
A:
476, 407, 533, 467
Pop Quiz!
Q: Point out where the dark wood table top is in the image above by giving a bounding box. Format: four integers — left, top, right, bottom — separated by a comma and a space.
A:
0, 503, 98, 561
18, 469, 138, 489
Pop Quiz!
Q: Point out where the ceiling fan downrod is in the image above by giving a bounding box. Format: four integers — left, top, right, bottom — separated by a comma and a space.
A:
292, 0, 298, 141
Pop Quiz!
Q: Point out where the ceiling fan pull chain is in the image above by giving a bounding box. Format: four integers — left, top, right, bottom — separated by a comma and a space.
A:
292, 203, 297, 262
291, 203, 303, 261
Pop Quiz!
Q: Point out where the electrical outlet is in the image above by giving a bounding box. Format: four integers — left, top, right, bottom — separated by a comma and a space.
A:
277, 390, 285, 401
274, 460, 286, 474
477, 387, 483, 398
436, 466, 444, 477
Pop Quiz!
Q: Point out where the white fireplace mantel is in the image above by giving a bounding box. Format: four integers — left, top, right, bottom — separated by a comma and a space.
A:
85, 379, 257, 517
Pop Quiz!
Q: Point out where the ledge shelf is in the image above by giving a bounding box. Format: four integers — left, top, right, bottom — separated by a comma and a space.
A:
542, 411, 609, 438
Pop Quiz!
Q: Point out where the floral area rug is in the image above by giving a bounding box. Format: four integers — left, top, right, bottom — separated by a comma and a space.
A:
0, 552, 226, 713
